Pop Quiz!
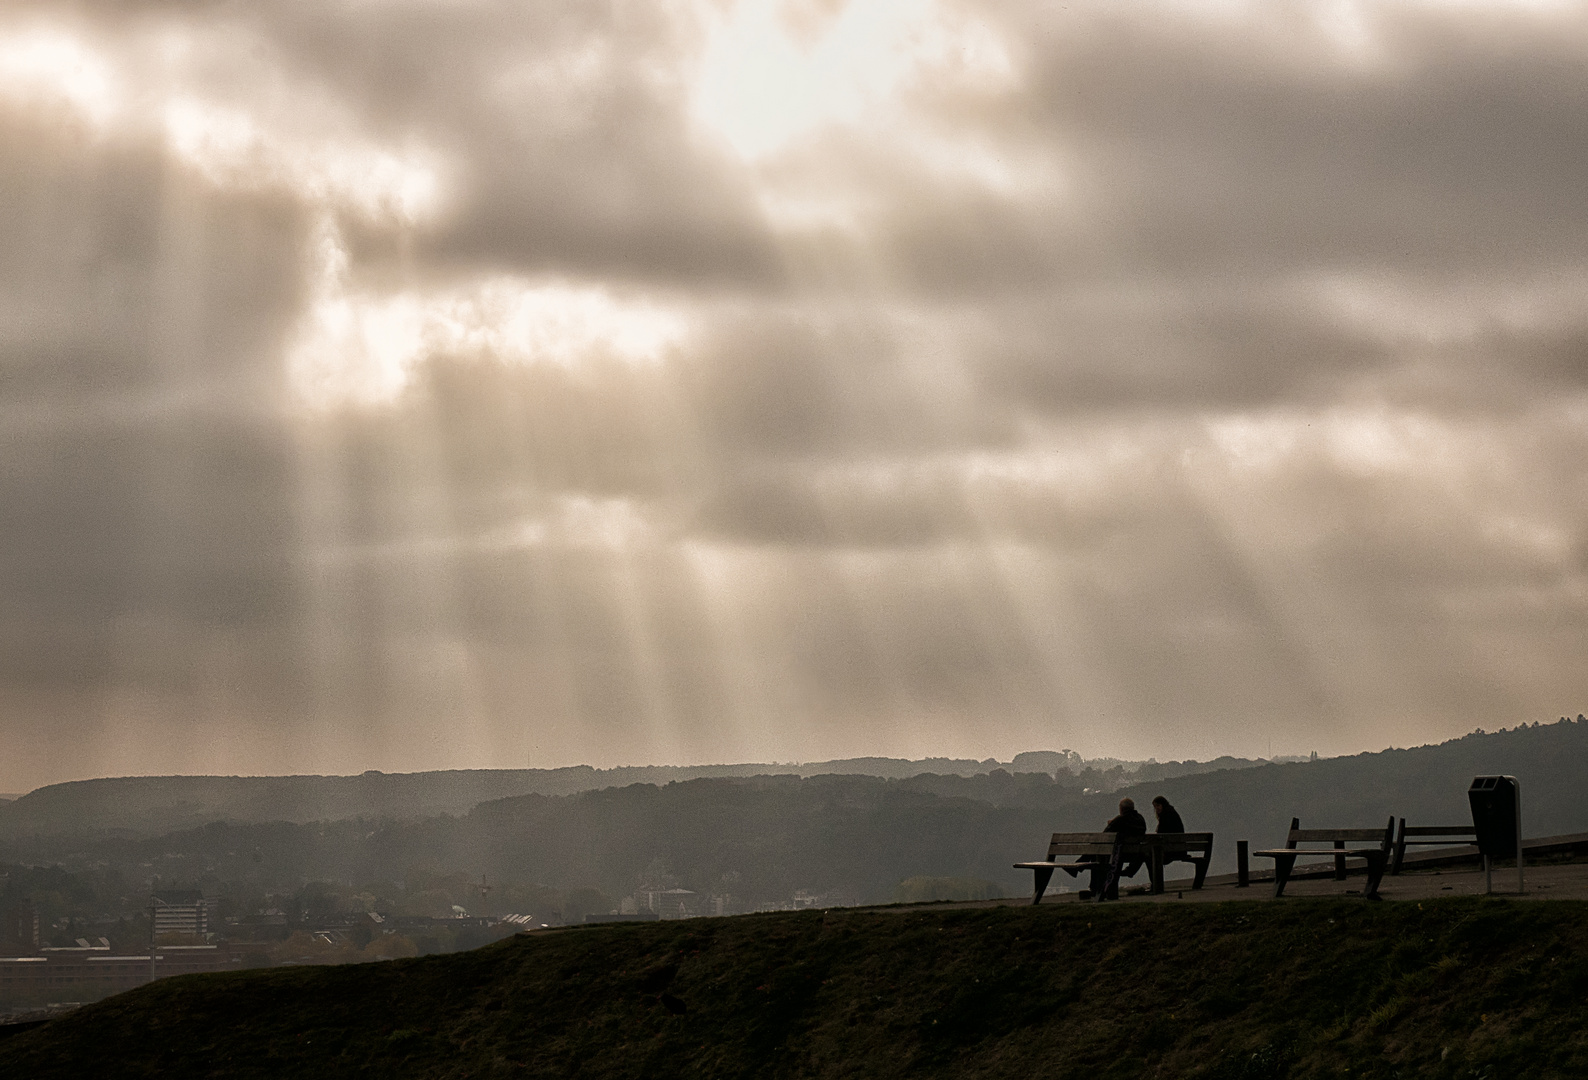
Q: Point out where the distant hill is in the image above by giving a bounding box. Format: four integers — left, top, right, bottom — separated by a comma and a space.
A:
0, 752, 1276, 840
2, 900, 1584, 1079
7, 720, 1583, 912
0, 769, 600, 839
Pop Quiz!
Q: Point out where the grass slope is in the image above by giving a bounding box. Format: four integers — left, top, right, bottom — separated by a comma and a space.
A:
3, 899, 1585, 1079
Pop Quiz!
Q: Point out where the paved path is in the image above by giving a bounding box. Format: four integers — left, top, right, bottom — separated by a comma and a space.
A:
1009, 858, 1588, 905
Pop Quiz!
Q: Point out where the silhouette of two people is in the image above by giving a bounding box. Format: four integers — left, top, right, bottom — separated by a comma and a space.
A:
1083, 795, 1187, 899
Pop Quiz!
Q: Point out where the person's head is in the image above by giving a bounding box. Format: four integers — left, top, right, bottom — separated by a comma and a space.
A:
1118, 797, 1135, 814
1151, 796, 1169, 818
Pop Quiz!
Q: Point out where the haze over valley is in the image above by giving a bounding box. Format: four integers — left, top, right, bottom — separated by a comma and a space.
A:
2, 721, 1583, 964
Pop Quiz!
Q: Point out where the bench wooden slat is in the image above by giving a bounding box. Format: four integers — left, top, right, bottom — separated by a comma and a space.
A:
1047, 833, 1118, 842
1401, 826, 1475, 837
1045, 833, 1139, 858
1251, 848, 1382, 857
1401, 838, 1475, 845
1045, 844, 1118, 855
1291, 829, 1391, 842
1151, 833, 1213, 849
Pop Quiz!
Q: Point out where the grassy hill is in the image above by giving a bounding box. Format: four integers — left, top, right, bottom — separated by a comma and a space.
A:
2, 898, 1585, 1079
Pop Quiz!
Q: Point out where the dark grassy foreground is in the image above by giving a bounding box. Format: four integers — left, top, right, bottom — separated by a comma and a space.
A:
3, 899, 1586, 1079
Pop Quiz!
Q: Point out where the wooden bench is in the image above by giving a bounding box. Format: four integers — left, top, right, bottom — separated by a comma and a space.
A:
1252, 817, 1395, 899
1391, 819, 1477, 874
1142, 833, 1214, 894
1015, 833, 1149, 904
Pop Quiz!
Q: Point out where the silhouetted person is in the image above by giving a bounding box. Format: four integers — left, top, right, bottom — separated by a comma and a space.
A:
1152, 796, 1195, 880
1084, 797, 1147, 898
1107, 796, 1148, 835
1151, 796, 1185, 834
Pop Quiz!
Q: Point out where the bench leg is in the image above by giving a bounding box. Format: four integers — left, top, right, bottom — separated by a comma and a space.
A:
1363, 855, 1385, 900
1150, 849, 1164, 895
1272, 854, 1296, 898
1094, 840, 1120, 901
1334, 841, 1347, 881
1097, 856, 1131, 901
1192, 857, 1209, 891
1030, 867, 1055, 906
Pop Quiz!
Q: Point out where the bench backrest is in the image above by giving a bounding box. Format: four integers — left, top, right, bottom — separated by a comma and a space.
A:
1283, 816, 1394, 851
1150, 832, 1213, 853
1044, 832, 1214, 859
1045, 832, 1143, 858
1397, 819, 1477, 843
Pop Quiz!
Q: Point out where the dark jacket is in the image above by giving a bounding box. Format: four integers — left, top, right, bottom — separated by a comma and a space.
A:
1155, 803, 1186, 833
1104, 808, 1147, 835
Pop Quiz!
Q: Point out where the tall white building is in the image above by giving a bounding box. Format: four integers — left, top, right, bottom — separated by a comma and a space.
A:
152, 890, 211, 937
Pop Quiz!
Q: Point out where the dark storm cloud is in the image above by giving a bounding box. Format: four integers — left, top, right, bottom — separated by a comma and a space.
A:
0, 0, 1585, 787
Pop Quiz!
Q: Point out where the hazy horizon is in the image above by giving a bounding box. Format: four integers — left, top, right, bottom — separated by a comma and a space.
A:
2, 1, 1585, 792
0, 729, 1513, 798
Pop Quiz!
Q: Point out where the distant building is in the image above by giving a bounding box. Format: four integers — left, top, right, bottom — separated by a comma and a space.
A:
1, 904, 39, 952
152, 890, 211, 937
655, 889, 702, 919
620, 890, 749, 920
0, 945, 240, 1003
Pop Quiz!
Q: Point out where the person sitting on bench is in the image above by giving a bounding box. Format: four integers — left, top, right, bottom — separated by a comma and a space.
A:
1151, 795, 1193, 878
1083, 797, 1147, 897
1152, 796, 1185, 834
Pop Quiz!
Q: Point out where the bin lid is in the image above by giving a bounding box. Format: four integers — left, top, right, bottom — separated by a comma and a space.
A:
1469, 775, 1517, 791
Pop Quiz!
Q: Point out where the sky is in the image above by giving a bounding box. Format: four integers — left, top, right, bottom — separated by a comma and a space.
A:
0, 0, 1585, 790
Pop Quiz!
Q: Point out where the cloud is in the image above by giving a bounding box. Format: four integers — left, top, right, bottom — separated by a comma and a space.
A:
0, 0, 1586, 788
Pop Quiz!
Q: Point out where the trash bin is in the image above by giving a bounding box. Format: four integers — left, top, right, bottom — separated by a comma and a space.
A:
1468, 775, 1522, 894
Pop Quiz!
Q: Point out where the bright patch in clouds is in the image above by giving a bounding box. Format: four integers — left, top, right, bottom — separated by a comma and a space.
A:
0, 23, 441, 225
163, 97, 441, 226
492, 496, 657, 551
1202, 407, 1478, 482
0, 26, 119, 130
288, 222, 690, 408
692, 0, 1015, 160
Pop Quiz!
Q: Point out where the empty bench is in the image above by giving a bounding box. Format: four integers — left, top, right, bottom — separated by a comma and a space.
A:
1391, 819, 1477, 875
1252, 817, 1395, 899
